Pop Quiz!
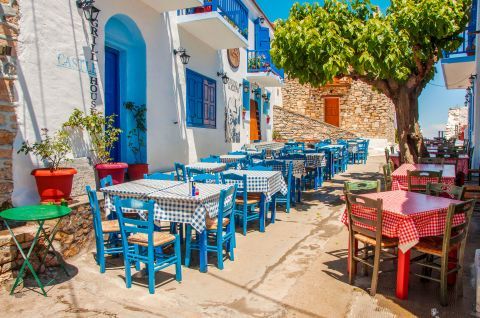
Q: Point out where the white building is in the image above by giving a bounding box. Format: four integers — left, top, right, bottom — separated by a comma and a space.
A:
12, 0, 284, 205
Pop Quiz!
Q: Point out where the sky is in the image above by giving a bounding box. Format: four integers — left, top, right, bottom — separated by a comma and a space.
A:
256, 0, 467, 138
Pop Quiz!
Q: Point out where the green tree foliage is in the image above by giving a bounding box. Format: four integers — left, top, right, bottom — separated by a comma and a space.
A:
272, 0, 471, 161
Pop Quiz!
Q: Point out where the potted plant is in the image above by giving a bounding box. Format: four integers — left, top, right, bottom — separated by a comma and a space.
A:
18, 128, 77, 203
124, 102, 148, 180
266, 115, 271, 124
63, 108, 126, 185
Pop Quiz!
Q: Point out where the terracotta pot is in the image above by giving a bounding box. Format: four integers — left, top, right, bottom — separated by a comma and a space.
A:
127, 163, 149, 181
266, 116, 271, 124
31, 168, 77, 203
95, 163, 128, 185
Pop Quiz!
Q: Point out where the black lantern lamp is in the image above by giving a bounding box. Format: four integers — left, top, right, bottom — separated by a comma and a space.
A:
262, 93, 270, 103
173, 47, 190, 65
467, 86, 472, 94
469, 74, 477, 86
255, 90, 261, 100
76, 0, 100, 21
259, 16, 265, 24
217, 72, 229, 85
243, 85, 249, 93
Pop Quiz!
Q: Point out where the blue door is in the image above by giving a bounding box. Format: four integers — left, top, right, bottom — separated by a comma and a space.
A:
255, 24, 270, 51
104, 47, 121, 162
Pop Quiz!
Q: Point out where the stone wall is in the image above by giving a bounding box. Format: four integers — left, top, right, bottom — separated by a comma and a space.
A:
0, 1, 18, 210
273, 106, 358, 141
280, 77, 396, 142
0, 196, 98, 283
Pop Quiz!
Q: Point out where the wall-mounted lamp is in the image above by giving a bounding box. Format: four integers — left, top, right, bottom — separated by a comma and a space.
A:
243, 85, 250, 94
254, 90, 261, 100
174, 47, 190, 65
76, 0, 100, 21
262, 93, 270, 103
469, 74, 477, 85
217, 72, 229, 85
467, 86, 472, 94
259, 16, 265, 24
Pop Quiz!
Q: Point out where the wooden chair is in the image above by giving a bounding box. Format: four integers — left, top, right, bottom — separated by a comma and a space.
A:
412, 200, 476, 306
426, 182, 465, 200
384, 148, 390, 164
407, 170, 442, 193
345, 193, 398, 296
382, 164, 393, 191
418, 157, 445, 165
344, 180, 381, 194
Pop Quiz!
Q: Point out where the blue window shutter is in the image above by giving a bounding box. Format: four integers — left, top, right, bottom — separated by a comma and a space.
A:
203, 79, 216, 128
255, 25, 271, 51
243, 80, 250, 110
186, 69, 205, 127
263, 92, 271, 115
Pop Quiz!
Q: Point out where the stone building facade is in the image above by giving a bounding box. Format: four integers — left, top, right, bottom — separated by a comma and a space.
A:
278, 77, 396, 142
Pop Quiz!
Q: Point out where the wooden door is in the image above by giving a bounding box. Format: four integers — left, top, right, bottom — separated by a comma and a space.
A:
324, 97, 340, 127
250, 100, 260, 141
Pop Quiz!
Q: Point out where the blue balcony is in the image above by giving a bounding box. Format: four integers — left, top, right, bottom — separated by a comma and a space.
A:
247, 49, 284, 87
444, 29, 476, 58
141, 0, 203, 13
177, 0, 249, 50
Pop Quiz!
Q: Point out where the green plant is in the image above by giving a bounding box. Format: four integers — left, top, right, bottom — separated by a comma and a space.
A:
17, 128, 72, 170
271, 0, 472, 162
63, 108, 122, 164
124, 101, 147, 163
272, 130, 282, 140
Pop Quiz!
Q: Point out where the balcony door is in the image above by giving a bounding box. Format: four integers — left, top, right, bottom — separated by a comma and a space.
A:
255, 22, 270, 51
324, 97, 340, 127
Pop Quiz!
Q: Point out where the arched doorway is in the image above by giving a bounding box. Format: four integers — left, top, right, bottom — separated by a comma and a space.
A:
104, 15, 146, 163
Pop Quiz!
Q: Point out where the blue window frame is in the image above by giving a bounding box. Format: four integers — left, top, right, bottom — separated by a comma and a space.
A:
186, 69, 217, 128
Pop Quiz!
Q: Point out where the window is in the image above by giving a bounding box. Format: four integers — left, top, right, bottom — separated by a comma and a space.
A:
186, 69, 216, 128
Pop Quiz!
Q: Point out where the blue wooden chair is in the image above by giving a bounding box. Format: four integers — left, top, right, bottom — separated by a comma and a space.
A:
248, 165, 273, 171
86, 186, 133, 273
264, 160, 287, 174
113, 196, 182, 294
228, 151, 246, 155
356, 141, 368, 164
222, 173, 261, 236
184, 185, 238, 270
272, 162, 294, 214
144, 172, 175, 180
249, 149, 266, 160
100, 175, 113, 188
200, 156, 220, 163
225, 162, 239, 170
192, 173, 220, 184
187, 167, 206, 179
174, 163, 187, 182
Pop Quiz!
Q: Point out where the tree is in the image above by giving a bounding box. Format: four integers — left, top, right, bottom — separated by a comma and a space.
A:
271, 0, 472, 162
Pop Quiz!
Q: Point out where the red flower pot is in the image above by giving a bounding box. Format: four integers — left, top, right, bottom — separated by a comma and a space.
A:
95, 163, 128, 185
31, 168, 77, 203
266, 116, 271, 124
242, 110, 247, 120
127, 163, 149, 181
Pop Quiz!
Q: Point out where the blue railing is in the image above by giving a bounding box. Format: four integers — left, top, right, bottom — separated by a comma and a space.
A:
247, 49, 284, 79
444, 1, 477, 58
178, 0, 249, 40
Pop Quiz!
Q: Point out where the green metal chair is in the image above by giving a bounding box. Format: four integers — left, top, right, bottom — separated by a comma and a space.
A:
344, 180, 381, 195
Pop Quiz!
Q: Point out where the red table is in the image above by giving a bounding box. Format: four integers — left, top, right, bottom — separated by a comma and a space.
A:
391, 163, 456, 190
341, 190, 463, 299
390, 154, 469, 175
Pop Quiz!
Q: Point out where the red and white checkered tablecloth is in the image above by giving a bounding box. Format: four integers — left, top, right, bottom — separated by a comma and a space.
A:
340, 190, 463, 252
391, 163, 456, 191
390, 155, 469, 175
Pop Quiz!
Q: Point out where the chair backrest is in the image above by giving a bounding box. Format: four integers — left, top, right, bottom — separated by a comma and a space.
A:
193, 173, 220, 184
225, 162, 239, 170
86, 186, 105, 241
250, 149, 266, 160
100, 175, 113, 188
418, 157, 445, 165
144, 172, 175, 181
186, 167, 204, 179
228, 151, 246, 155
113, 196, 156, 254
344, 180, 381, 194
440, 200, 475, 258
248, 165, 273, 171
283, 153, 306, 160
174, 162, 187, 182
426, 182, 466, 200
200, 156, 220, 163
264, 160, 287, 175
407, 170, 442, 192
222, 173, 246, 202
382, 164, 393, 191
345, 193, 384, 244
384, 148, 390, 163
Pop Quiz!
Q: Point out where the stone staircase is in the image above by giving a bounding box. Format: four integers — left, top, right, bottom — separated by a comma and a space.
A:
273, 105, 358, 141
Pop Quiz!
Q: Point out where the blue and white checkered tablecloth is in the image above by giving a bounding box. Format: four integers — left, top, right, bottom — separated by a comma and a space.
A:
222, 170, 288, 202
266, 159, 306, 178
219, 155, 246, 163
101, 181, 233, 232
305, 153, 326, 168
186, 162, 226, 173
101, 179, 183, 197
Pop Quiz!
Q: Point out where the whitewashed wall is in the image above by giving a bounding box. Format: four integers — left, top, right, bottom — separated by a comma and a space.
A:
13, 0, 278, 205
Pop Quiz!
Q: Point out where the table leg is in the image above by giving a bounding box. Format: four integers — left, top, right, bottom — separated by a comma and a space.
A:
396, 249, 411, 300
38, 219, 69, 277
199, 230, 208, 273
270, 194, 277, 224
5, 220, 47, 296
259, 194, 266, 232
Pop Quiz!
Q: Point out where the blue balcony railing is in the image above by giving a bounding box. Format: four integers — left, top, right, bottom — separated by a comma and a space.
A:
247, 49, 284, 79
444, 1, 477, 58
178, 0, 249, 40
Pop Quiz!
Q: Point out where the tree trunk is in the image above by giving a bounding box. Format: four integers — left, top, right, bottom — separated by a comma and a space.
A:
392, 86, 428, 163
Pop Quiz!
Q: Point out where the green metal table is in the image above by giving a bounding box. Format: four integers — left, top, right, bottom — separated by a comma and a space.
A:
0, 205, 71, 296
